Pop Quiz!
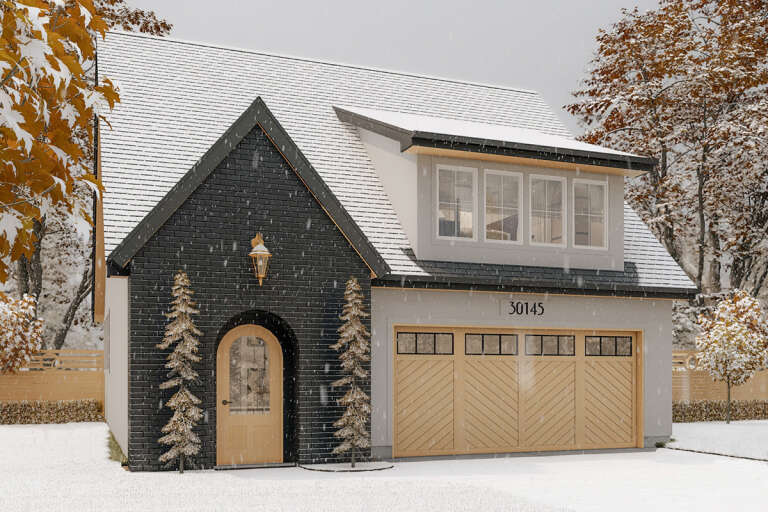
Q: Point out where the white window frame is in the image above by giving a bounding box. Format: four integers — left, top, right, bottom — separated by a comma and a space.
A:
572, 178, 609, 250
483, 169, 523, 245
529, 174, 567, 248
435, 164, 478, 241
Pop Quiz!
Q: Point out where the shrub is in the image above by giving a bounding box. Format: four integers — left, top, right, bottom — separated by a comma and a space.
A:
0, 399, 103, 424
673, 400, 768, 422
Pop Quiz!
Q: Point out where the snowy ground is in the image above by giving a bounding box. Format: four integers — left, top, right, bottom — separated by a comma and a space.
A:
669, 420, 768, 460
2, 423, 768, 511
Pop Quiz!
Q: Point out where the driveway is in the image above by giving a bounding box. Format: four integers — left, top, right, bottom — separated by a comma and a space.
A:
1, 423, 767, 511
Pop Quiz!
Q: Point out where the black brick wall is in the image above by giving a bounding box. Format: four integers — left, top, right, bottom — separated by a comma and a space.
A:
126, 126, 371, 471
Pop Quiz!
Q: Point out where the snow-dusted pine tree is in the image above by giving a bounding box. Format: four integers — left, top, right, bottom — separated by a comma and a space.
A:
157, 271, 203, 472
330, 277, 371, 468
696, 289, 768, 423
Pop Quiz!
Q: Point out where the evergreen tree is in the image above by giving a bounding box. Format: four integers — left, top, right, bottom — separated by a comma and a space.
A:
330, 277, 371, 467
157, 270, 203, 472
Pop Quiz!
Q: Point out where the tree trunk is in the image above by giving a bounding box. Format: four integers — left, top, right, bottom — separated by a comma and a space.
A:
28, 218, 45, 299
16, 258, 30, 297
16, 218, 45, 304
708, 219, 721, 293
52, 265, 92, 349
179, 453, 185, 474
726, 380, 731, 424
730, 256, 746, 291
753, 263, 768, 298
655, 147, 685, 267
696, 167, 707, 291
695, 110, 709, 292
351, 449, 356, 469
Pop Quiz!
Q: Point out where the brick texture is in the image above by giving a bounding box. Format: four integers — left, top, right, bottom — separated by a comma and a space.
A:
126, 126, 371, 471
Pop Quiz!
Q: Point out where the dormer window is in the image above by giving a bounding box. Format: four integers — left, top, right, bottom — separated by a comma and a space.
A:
485, 171, 522, 243
437, 165, 476, 239
573, 179, 607, 249
421, 161, 621, 270
530, 175, 566, 246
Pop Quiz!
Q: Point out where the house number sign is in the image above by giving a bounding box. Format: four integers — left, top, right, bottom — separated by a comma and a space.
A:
507, 300, 545, 316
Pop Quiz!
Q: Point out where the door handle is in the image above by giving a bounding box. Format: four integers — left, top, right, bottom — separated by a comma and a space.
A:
221, 400, 231, 405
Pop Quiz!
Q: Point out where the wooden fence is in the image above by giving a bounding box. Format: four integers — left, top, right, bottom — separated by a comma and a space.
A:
0, 350, 104, 403
672, 351, 768, 401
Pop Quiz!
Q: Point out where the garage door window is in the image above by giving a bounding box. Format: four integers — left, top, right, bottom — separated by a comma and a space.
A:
465, 334, 518, 355
586, 336, 632, 356
397, 332, 454, 355
525, 335, 575, 356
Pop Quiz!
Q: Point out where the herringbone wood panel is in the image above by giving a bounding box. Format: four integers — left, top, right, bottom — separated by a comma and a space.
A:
393, 331, 639, 457
520, 360, 576, 448
394, 358, 454, 456
463, 358, 519, 450
584, 359, 634, 446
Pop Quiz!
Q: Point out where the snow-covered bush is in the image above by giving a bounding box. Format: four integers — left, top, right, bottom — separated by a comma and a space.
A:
696, 289, 768, 422
329, 277, 371, 467
157, 271, 203, 473
0, 293, 43, 374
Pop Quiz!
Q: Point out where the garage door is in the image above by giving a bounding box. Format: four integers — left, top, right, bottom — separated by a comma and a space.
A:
393, 327, 640, 457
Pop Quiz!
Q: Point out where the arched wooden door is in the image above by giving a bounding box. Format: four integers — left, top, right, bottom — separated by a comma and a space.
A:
217, 325, 283, 465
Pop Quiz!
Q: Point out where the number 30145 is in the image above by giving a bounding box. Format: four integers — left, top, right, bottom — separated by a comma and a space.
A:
508, 301, 544, 316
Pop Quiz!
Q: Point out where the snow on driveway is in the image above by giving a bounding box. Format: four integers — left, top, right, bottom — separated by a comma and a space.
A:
2, 423, 768, 512
670, 420, 768, 460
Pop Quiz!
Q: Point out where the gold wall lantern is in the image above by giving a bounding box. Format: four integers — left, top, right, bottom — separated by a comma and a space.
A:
249, 233, 272, 286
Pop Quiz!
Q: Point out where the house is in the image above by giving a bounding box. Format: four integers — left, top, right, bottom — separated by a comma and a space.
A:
95, 32, 697, 471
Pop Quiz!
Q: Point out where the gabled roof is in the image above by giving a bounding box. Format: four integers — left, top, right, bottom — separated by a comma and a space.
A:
100, 32, 572, 261
334, 106, 655, 174
108, 97, 390, 277
99, 32, 697, 297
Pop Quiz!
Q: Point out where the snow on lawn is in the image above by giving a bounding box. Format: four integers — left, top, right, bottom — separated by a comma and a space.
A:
670, 420, 768, 460
2, 423, 768, 512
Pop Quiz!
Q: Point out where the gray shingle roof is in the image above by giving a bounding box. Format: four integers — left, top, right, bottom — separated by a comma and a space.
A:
99, 32, 696, 296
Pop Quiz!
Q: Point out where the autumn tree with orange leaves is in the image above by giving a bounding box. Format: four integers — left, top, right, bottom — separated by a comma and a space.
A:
568, 0, 768, 304
1, 0, 114, 282
696, 289, 768, 422
0, 293, 42, 373
0, 0, 170, 366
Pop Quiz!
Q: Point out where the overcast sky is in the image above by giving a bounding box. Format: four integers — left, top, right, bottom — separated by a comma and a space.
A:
127, 0, 658, 134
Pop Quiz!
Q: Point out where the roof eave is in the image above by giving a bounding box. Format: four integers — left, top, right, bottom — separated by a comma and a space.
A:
408, 133, 656, 173
374, 273, 698, 300
334, 106, 413, 149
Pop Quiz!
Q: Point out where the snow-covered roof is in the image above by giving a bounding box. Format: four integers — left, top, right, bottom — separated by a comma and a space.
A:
334, 106, 654, 170
98, 32, 696, 295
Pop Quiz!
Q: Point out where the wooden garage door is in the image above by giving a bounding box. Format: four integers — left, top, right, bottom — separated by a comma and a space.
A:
393, 328, 640, 457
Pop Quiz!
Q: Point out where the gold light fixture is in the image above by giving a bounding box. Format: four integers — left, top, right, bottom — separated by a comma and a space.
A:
249, 233, 272, 286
